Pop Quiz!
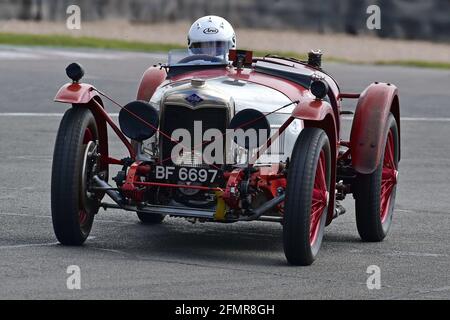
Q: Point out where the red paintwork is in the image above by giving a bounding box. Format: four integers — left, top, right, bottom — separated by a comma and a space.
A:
88, 102, 109, 172
53, 54, 400, 228
222, 169, 244, 208
258, 164, 287, 210
79, 209, 88, 225
172, 67, 311, 103
381, 129, 398, 222
291, 99, 334, 122
107, 157, 124, 165
54, 83, 111, 170
91, 99, 136, 160
304, 115, 337, 225
350, 82, 399, 174
122, 162, 225, 200
229, 49, 253, 66
222, 165, 287, 210
54, 83, 99, 104
172, 65, 340, 223
252, 117, 294, 162
338, 93, 360, 99
134, 181, 223, 192
136, 66, 167, 101
310, 150, 328, 245
121, 162, 146, 201
259, 56, 341, 99
82, 128, 93, 144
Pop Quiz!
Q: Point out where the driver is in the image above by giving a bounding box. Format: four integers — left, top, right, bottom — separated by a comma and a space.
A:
187, 16, 236, 60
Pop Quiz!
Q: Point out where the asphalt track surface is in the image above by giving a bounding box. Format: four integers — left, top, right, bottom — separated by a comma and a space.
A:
0, 46, 449, 299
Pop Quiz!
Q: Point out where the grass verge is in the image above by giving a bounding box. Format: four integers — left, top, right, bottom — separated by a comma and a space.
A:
0, 32, 184, 52
1, 32, 449, 69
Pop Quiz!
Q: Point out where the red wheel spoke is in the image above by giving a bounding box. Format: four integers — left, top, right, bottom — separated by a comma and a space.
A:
83, 128, 93, 144
381, 185, 393, 198
79, 210, 87, 225
383, 134, 395, 169
382, 168, 396, 180
312, 189, 327, 203
380, 130, 397, 222
315, 158, 327, 191
310, 150, 328, 246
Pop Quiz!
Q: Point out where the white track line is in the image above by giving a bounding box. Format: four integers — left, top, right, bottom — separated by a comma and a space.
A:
0, 211, 134, 225
342, 116, 450, 122
0, 113, 65, 117
0, 113, 449, 122
0, 242, 60, 250
0, 113, 118, 117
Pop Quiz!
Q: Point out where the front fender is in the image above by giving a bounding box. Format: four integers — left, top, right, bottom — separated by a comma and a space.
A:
291, 98, 334, 121
54, 83, 99, 104
54, 82, 111, 169
291, 99, 338, 226
350, 82, 399, 174
136, 66, 167, 101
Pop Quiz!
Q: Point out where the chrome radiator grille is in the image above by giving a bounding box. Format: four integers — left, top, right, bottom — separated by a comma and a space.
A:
160, 105, 228, 165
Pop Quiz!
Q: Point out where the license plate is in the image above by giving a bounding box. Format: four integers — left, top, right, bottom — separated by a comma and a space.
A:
151, 165, 222, 184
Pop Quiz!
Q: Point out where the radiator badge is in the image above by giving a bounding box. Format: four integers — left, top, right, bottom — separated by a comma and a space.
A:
185, 93, 203, 106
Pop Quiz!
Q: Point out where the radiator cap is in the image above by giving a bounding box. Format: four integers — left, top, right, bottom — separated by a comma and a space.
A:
191, 78, 206, 87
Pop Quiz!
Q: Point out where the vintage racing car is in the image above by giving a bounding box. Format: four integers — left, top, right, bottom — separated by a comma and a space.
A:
51, 49, 400, 265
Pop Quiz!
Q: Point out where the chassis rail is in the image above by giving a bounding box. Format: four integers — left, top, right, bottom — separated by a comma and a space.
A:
93, 175, 284, 223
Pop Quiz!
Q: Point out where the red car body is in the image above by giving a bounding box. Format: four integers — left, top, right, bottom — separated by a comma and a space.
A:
52, 50, 400, 265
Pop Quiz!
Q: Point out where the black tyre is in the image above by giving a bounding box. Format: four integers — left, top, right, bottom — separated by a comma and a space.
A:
354, 113, 399, 242
283, 128, 331, 266
51, 107, 104, 245
132, 141, 165, 225
136, 211, 165, 224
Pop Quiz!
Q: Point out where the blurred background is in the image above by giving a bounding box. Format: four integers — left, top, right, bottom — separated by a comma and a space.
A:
0, 0, 448, 65
1, 0, 449, 41
0, 1, 449, 300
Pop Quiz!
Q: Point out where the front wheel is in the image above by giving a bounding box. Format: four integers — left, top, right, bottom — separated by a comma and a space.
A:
51, 107, 104, 245
283, 128, 331, 266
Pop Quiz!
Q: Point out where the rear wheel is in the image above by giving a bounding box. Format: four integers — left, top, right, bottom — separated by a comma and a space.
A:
136, 186, 166, 224
354, 114, 399, 241
51, 107, 104, 245
283, 128, 331, 266
136, 211, 165, 224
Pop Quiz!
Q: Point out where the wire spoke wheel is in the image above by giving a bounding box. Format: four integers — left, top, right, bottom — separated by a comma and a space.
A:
354, 113, 399, 241
310, 150, 329, 246
380, 130, 398, 223
283, 128, 331, 266
79, 138, 100, 230
51, 108, 104, 245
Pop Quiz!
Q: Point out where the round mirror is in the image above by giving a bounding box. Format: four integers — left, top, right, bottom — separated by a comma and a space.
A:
119, 100, 159, 141
228, 108, 271, 149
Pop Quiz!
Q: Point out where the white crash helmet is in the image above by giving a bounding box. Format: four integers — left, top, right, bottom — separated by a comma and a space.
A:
187, 16, 236, 59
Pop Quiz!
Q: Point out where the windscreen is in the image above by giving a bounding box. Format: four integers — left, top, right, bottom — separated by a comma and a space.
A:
168, 49, 228, 66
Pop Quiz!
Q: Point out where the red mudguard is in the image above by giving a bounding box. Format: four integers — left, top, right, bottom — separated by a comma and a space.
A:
54, 82, 112, 169
137, 66, 167, 101
291, 98, 335, 122
291, 98, 338, 225
350, 82, 400, 174
54, 83, 99, 104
